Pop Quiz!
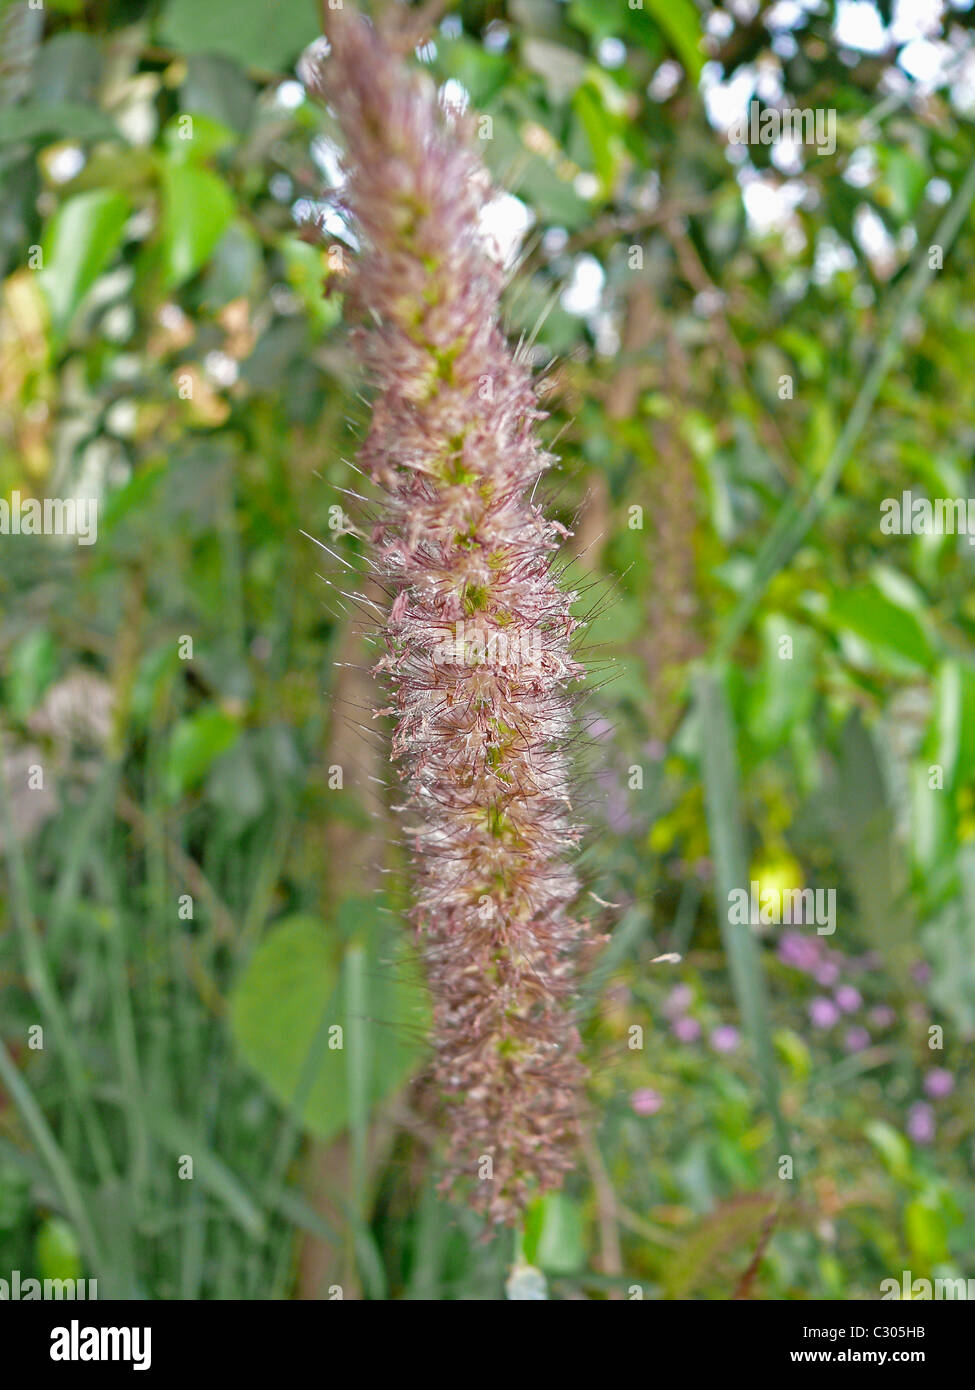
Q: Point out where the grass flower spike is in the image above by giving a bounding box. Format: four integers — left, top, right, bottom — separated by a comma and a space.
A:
307, 10, 589, 1225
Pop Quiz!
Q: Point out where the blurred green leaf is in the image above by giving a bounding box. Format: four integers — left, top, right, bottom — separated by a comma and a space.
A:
828, 582, 934, 669
162, 111, 236, 164
0, 102, 118, 144
206, 738, 265, 828
180, 53, 256, 133
164, 707, 241, 800
158, 0, 319, 73
529, 1191, 585, 1274
904, 1194, 948, 1267
32, 31, 100, 105
229, 905, 428, 1142
696, 665, 786, 1153
38, 188, 130, 340
642, 0, 704, 80
864, 1119, 913, 1183
36, 1216, 83, 1282
281, 236, 341, 330
201, 220, 262, 306
747, 613, 816, 747
4, 628, 56, 721
883, 149, 927, 221
773, 1029, 812, 1082
159, 160, 235, 289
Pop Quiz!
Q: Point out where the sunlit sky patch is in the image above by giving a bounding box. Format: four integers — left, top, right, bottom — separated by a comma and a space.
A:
479, 193, 534, 269
597, 37, 627, 69
834, 0, 889, 52
439, 78, 471, 116
561, 254, 606, 318
274, 79, 305, 111
311, 135, 344, 189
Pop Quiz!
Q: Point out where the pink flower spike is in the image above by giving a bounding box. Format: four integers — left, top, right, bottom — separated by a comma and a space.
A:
309, 10, 591, 1226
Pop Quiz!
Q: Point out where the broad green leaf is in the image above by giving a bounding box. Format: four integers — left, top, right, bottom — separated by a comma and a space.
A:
911, 758, 952, 876
643, 0, 704, 80
160, 160, 235, 289
518, 156, 590, 226
530, 1192, 585, 1274
164, 707, 241, 800
38, 189, 130, 340
827, 582, 934, 669
573, 83, 624, 191
927, 660, 975, 792
904, 1196, 948, 1267
746, 613, 817, 747
883, 148, 927, 221
773, 1029, 812, 1082
4, 628, 57, 721
181, 53, 256, 134
864, 1119, 912, 1182
162, 111, 236, 164
158, 0, 319, 73
928, 660, 962, 788
229, 906, 428, 1142
32, 31, 101, 105
0, 102, 118, 144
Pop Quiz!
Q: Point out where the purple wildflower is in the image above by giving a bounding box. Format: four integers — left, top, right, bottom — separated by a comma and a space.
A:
809, 997, 840, 1029
834, 984, 862, 1014
672, 1015, 701, 1044
813, 959, 841, 987
923, 1068, 954, 1099
664, 984, 694, 1017
907, 1101, 935, 1144
778, 931, 820, 973
710, 1025, 740, 1053
843, 1026, 870, 1053
631, 1088, 663, 1116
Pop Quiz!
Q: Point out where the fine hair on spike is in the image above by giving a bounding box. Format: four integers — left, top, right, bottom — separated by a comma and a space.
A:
308, 6, 591, 1226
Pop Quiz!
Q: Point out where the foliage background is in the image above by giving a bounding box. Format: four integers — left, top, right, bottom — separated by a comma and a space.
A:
1, 0, 974, 1299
